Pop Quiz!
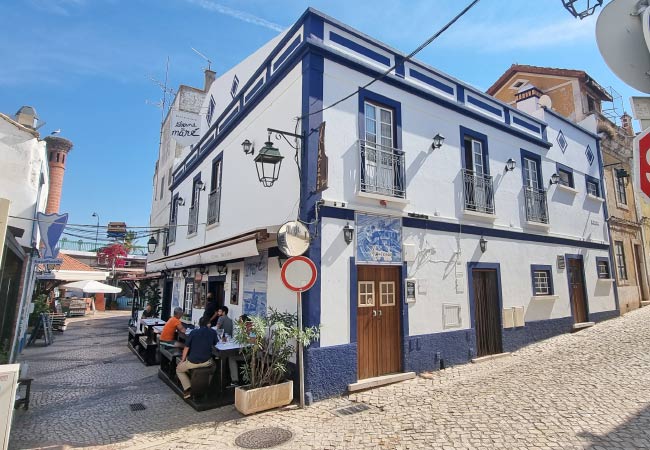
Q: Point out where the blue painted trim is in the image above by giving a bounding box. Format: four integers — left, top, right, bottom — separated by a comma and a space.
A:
299, 50, 325, 343
321, 205, 355, 221
329, 31, 390, 66
244, 78, 264, 104
585, 174, 601, 197
304, 12, 324, 40
349, 257, 357, 343
459, 126, 490, 175
467, 262, 503, 353
543, 106, 601, 140
273, 35, 302, 72
395, 57, 405, 78
218, 106, 240, 132
520, 148, 543, 187
409, 68, 454, 95
502, 316, 573, 353
466, 95, 503, 117
399, 216, 609, 251
565, 254, 590, 321
590, 309, 619, 323
456, 85, 465, 103
555, 162, 574, 188
530, 264, 554, 295
512, 116, 542, 134
401, 261, 409, 338
595, 256, 611, 279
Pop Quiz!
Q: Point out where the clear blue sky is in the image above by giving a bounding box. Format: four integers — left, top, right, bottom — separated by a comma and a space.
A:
1, 0, 642, 244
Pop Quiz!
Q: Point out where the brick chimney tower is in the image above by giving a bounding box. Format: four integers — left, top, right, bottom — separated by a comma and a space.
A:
44, 136, 73, 214
620, 112, 634, 136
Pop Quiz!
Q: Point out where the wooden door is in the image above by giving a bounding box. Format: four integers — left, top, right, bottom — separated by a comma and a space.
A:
567, 258, 588, 323
357, 266, 401, 380
161, 280, 173, 321
472, 269, 502, 357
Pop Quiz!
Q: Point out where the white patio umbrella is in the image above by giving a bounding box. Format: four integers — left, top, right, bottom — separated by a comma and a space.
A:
61, 280, 122, 294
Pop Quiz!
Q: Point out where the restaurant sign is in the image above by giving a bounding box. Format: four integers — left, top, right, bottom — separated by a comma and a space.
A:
170, 110, 201, 147
355, 213, 402, 265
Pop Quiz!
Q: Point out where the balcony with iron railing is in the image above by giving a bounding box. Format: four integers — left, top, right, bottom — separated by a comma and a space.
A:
524, 187, 549, 224
187, 204, 199, 235
207, 188, 221, 225
462, 169, 495, 215
358, 140, 406, 199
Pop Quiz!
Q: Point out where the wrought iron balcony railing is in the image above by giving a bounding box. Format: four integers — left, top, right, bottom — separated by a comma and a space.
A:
207, 188, 221, 225
187, 205, 199, 235
462, 169, 495, 215
358, 140, 406, 199
524, 187, 549, 224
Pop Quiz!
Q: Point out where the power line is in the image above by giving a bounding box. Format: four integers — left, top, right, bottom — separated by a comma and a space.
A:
300, 0, 481, 119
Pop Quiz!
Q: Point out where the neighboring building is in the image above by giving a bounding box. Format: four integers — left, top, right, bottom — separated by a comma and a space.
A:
488, 64, 650, 314
0, 107, 49, 360
147, 9, 617, 400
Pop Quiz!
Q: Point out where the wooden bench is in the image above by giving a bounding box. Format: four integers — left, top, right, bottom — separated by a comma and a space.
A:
159, 345, 183, 378
138, 336, 159, 366
15, 377, 33, 410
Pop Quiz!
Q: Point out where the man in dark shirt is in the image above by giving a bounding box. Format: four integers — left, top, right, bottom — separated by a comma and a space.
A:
176, 316, 217, 398
203, 293, 219, 327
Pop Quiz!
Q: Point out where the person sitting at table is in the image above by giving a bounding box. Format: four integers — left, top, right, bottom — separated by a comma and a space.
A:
160, 307, 186, 347
176, 316, 217, 398
215, 306, 233, 337
203, 293, 219, 327
142, 304, 155, 319
228, 314, 253, 387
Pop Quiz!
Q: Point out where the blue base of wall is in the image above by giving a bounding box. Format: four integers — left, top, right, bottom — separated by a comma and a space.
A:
403, 329, 476, 373
590, 309, 619, 323
304, 343, 357, 401
502, 317, 573, 353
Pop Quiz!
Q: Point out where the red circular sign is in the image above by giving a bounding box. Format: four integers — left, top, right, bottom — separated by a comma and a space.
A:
280, 256, 317, 292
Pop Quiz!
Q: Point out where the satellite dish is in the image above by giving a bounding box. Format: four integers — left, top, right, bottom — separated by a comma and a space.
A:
539, 95, 553, 109
596, 0, 650, 93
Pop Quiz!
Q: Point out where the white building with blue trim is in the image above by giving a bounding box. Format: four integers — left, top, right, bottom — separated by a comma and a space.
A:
146, 8, 618, 400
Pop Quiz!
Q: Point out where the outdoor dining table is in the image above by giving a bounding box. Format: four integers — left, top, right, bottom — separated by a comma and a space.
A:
212, 340, 244, 394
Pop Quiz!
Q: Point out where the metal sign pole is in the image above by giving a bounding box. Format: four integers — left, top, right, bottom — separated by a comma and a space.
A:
297, 290, 305, 408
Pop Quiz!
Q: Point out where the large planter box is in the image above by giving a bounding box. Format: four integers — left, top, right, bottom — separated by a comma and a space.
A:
235, 380, 293, 415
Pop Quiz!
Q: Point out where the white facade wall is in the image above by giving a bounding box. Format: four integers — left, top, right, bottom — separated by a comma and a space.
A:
0, 117, 49, 248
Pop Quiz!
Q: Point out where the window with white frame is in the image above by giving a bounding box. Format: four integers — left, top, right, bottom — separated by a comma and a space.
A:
379, 282, 395, 306
184, 280, 194, 315
531, 266, 553, 295
586, 179, 599, 197
614, 241, 628, 280
358, 281, 375, 307
596, 258, 611, 279
557, 167, 573, 187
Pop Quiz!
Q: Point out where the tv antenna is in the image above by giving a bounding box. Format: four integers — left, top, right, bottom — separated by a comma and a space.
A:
191, 47, 212, 71
145, 56, 176, 145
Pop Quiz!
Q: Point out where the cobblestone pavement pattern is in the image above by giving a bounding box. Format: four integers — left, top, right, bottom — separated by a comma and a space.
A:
11, 308, 650, 449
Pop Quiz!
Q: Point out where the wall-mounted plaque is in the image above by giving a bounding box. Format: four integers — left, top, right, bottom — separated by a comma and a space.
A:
557, 255, 566, 270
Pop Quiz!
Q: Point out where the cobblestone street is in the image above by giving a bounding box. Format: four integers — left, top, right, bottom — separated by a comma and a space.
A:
12, 307, 650, 450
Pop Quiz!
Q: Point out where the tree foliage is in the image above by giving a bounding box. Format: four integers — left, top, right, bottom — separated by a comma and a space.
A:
97, 243, 127, 267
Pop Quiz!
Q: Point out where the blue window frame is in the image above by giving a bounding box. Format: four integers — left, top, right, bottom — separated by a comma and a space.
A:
595, 257, 611, 279
585, 175, 601, 197
530, 264, 554, 295
459, 126, 490, 175
520, 149, 543, 189
555, 162, 574, 188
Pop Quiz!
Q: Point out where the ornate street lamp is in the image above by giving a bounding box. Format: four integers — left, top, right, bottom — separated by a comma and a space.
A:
561, 0, 603, 19
254, 140, 285, 187
147, 236, 158, 254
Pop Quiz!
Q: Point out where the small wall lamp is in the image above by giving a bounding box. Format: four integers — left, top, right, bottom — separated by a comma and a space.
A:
196, 180, 206, 191
479, 236, 487, 253
176, 197, 185, 206
242, 139, 254, 156
182, 269, 189, 278
343, 222, 354, 245
147, 236, 158, 254
431, 133, 445, 150
199, 265, 207, 275
549, 173, 560, 185
505, 158, 516, 172
216, 263, 227, 275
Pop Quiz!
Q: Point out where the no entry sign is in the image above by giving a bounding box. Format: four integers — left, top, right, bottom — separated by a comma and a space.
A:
280, 256, 317, 292
634, 128, 650, 200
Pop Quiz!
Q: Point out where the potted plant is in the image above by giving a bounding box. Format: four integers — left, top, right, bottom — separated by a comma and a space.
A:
233, 308, 319, 415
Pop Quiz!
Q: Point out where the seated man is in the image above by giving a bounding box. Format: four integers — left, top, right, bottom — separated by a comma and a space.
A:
215, 306, 233, 337
141, 304, 155, 319
176, 316, 217, 398
160, 307, 186, 347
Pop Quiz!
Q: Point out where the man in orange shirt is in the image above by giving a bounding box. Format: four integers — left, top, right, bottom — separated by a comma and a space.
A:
160, 307, 186, 345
